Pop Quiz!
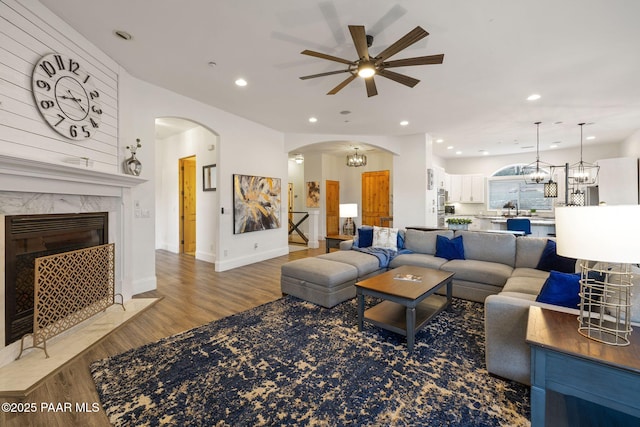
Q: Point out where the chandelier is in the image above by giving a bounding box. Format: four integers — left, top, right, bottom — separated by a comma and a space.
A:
346, 148, 367, 167
523, 122, 553, 184
568, 123, 599, 186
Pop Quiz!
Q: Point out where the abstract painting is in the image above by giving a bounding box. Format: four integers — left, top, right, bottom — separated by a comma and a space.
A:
233, 174, 281, 234
306, 181, 320, 208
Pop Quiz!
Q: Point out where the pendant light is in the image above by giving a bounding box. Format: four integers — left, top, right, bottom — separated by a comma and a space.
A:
544, 178, 558, 198
346, 148, 367, 167
523, 122, 552, 184
568, 123, 599, 186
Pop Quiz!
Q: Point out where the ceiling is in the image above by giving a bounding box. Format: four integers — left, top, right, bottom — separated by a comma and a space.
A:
40, 0, 640, 159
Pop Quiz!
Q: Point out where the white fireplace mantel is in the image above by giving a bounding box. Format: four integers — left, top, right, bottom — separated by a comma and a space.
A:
0, 154, 147, 197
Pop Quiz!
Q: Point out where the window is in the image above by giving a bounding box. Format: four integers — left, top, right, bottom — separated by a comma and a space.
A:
488, 164, 553, 211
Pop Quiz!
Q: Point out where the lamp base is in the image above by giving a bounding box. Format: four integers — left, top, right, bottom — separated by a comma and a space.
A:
343, 218, 356, 236
577, 262, 633, 346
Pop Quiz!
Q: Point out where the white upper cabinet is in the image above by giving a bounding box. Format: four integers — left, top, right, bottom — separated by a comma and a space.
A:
448, 174, 485, 203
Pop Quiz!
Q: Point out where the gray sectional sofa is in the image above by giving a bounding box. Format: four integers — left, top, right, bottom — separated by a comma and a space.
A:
280, 228, 573, 385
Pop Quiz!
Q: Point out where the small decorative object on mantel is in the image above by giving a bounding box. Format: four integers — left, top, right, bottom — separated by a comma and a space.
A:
123, 138, 142, 176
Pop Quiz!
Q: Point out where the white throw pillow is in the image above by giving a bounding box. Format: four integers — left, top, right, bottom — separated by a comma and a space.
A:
372, 226, 398, 250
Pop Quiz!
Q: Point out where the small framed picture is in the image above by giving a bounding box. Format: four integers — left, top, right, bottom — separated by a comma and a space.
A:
203, 164, 216, 191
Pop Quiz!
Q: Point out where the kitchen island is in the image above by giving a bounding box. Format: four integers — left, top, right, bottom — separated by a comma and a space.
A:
475, 215, 556, 237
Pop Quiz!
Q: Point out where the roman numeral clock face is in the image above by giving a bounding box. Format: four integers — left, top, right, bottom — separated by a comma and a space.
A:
32, 53, 102, 140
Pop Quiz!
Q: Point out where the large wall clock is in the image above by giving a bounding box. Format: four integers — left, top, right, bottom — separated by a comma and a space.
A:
32, 53, 102, 140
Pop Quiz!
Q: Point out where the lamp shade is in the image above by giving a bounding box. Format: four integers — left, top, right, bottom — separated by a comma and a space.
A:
339, 203, 358, 218
555, 205, 640, 263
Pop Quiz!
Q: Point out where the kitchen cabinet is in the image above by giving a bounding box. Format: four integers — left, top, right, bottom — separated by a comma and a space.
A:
462, 175, 485, 203
433, 166, 446, 189
449, 174, 485, 203
448, 174, 462, 202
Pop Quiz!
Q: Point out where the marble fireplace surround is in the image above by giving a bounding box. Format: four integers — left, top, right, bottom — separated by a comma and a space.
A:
0, 154, 145, 366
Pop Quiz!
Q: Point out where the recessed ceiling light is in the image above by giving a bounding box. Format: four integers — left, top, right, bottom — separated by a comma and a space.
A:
455, 151, 462, 155
553, 121, 563, 125
113, 30, 132, 41
436, 139, 444, 143
340, 110, 351, 115
208, 61, 217, 67
400, 120, 409, 126
308, 117, 318, 123
479, 150, 489, 155
586, 136, 595, 140
447, 146, 454, 150
550, 144, 558, 148
527, 94, 541, 101
235, 78, 247, 87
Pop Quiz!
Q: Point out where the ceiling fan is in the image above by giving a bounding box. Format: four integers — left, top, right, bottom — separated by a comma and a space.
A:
299, 25, 444, 97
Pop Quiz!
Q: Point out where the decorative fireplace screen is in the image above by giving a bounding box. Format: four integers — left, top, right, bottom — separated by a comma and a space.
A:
18, 243, 122, 358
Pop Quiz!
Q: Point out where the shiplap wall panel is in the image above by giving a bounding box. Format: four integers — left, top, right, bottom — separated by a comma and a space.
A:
0, 0, 120, 173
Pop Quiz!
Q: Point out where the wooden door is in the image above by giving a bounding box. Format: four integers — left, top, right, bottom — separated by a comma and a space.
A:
325, 180, 339, 235
179, 156, 197, 254
362, 170, 390, 226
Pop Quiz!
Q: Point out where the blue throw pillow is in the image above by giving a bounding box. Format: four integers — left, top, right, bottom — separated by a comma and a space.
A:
397, 231, 405, 250
536, 270, 581, 308
435, 235, 465, 260
357, 227, 373, 248
536, 240, 577, 273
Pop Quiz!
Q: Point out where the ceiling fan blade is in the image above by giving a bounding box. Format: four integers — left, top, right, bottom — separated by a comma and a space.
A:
327, 74, 357, 95
301, 49, 354, 65
299, 69, 351, 80
375, 26, 429, 62
383, 54, 444, 68
349, 25, 370, 60
365, 77, 378, 97
377, 69, 420, 88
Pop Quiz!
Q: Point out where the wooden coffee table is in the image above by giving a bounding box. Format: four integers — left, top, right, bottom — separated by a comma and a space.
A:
355, 265, 454, 353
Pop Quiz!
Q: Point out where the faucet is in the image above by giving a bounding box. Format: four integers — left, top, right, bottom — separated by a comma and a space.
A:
502, 200, 519, 217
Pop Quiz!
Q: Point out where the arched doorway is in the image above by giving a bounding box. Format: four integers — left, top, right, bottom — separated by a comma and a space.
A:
155, 117, 219, 263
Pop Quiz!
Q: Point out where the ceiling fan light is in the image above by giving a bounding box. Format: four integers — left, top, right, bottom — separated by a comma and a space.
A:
294, 154, 304, 164
357, 62, 376, 78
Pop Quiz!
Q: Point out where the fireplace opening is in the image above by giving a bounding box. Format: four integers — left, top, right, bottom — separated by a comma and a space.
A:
5, 212, 108, 345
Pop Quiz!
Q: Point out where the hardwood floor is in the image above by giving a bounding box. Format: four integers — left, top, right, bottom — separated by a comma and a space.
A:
1, 246, 323, 427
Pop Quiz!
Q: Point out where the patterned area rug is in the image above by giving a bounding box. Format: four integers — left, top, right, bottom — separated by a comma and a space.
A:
91, 297, 530, 426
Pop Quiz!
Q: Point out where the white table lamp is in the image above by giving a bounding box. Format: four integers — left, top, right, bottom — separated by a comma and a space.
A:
556, 205, 640, 346
339, 203, 358, 236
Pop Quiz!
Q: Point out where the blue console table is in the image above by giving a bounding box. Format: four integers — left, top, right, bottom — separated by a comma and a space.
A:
526, 307, 640, 426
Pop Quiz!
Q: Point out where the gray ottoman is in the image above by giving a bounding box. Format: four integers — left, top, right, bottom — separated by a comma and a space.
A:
281, 257, 358, 308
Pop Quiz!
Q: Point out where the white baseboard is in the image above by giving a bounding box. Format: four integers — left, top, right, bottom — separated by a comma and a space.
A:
215, 246, 288, 272
133, 275, 157, 295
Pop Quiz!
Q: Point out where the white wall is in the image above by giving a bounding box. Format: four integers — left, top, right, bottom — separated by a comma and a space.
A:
392, 134, 434, 229
119, 72, 288, 273
156, 125, 218, 262
621, 129, 640, 158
